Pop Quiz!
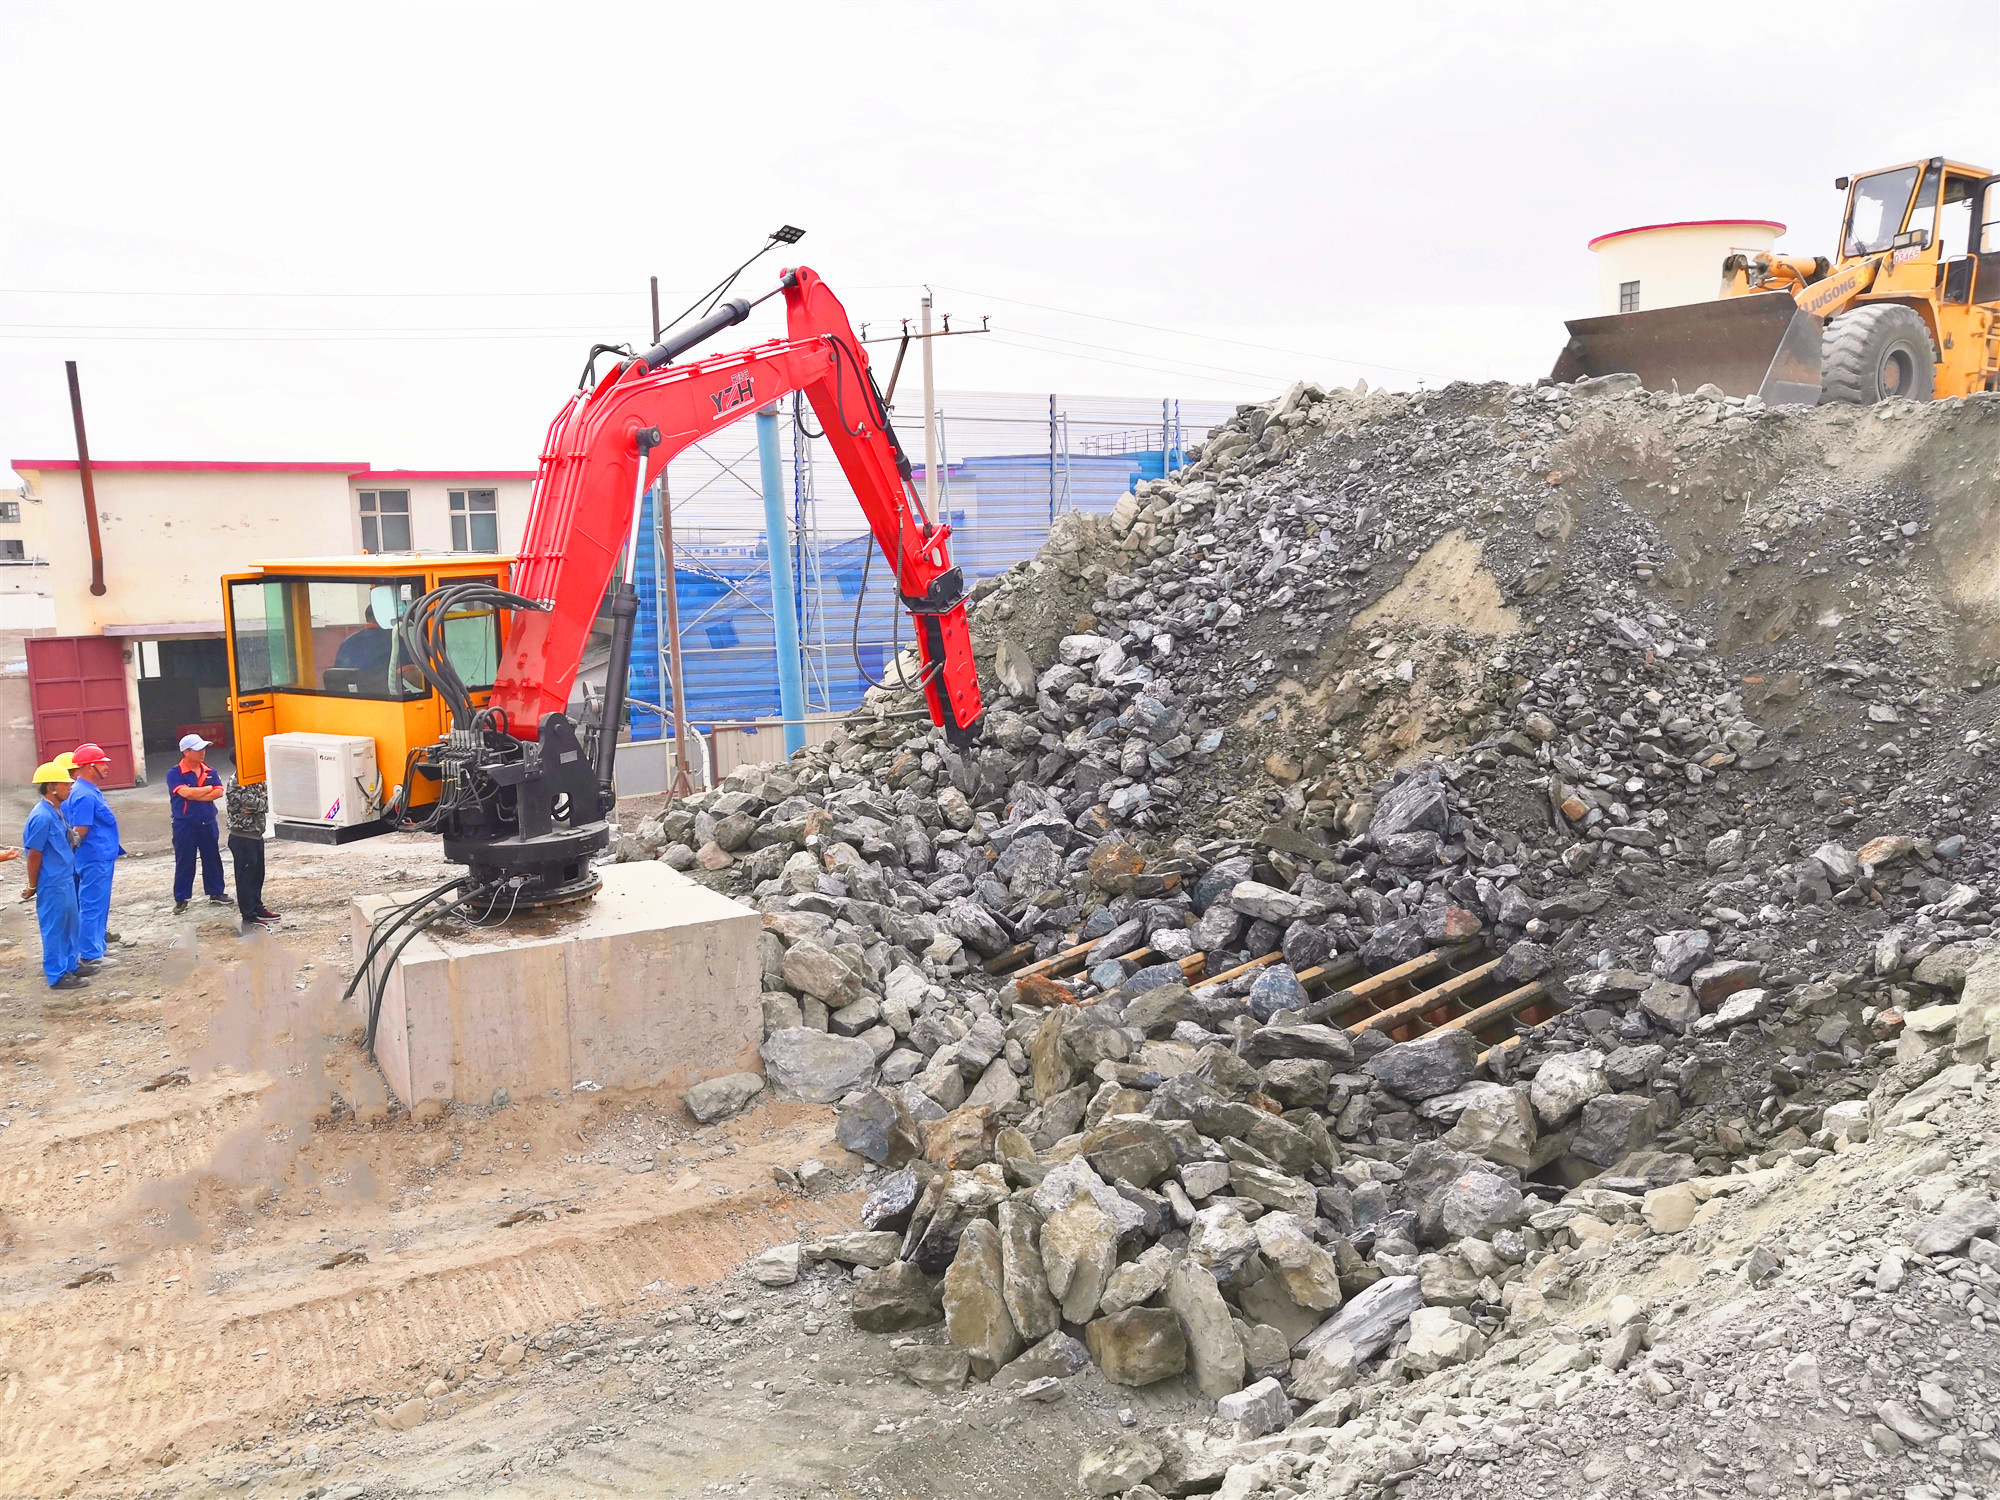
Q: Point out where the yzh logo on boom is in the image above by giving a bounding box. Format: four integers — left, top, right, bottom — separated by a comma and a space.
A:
710, 376, 755, 415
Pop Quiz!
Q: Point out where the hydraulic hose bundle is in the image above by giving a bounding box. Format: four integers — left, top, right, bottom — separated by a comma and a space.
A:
394, 582, 547, 730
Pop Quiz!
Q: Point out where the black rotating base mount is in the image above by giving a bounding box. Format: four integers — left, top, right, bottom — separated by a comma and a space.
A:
442, 822, 611, 909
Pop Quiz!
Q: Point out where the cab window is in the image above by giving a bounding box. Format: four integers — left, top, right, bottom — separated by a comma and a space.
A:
1844, 166, 1920, 256
1939, 175, 1978, 260
229, 575, 503, 701
228, 579, 297, 693
440, 575, 502, 691
308, 579, 423, 699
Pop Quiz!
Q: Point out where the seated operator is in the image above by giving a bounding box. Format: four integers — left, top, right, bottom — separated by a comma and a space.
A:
331, 604, 394, 686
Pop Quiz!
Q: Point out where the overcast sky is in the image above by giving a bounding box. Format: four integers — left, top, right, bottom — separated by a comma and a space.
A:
3, 0, 1995, 478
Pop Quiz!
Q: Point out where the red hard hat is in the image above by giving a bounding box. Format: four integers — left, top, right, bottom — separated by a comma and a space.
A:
71, 743, 111, 767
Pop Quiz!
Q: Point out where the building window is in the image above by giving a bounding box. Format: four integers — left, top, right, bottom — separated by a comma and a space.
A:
0, 501, 19, 523
357, 490, 411, 553
1618, 280, 1641, 313
449, 489, 499, 552
0, 539, 23, 562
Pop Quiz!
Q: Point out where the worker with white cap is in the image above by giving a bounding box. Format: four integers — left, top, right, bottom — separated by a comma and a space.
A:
167, 733, 228, 915
22, 761, 85, 989
64, 742, 125, 965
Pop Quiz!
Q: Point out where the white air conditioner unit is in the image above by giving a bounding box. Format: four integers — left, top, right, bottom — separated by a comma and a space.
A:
264, 732, 379, 830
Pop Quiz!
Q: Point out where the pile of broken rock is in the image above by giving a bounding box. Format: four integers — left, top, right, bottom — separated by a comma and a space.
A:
621, 373, 2000, 1496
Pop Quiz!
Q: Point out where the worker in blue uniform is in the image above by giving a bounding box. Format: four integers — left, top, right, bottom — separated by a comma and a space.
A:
23, 761, 86, 990
63, 741, 125, 967
167, 733, 229, 914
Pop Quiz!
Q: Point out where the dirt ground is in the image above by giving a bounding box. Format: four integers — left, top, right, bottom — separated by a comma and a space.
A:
0, 788, 1181, 1499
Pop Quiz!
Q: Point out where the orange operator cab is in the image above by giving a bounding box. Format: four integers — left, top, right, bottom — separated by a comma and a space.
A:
222, 555, 515, 841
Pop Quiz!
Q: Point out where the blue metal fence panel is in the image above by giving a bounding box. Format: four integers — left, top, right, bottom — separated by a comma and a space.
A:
629, 391, 1236, 738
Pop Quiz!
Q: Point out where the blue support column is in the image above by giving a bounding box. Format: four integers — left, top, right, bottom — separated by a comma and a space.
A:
757, 404, 807, 756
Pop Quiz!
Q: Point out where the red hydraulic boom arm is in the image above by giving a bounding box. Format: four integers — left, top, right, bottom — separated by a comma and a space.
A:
490, 266, 982, 746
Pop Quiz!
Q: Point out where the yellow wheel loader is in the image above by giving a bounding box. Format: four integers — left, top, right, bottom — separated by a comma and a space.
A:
1554, 156, 2000, 404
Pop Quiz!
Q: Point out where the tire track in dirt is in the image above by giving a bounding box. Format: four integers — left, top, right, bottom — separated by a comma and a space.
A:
0, 1080, 265, 1234
0, 1152, 852, 1491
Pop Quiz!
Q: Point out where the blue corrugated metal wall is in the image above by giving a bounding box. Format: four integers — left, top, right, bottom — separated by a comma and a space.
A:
631, 449, 1176, 730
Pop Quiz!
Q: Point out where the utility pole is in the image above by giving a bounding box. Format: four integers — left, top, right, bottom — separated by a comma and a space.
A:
650, 276, 662, 344
920, 293, 939, 515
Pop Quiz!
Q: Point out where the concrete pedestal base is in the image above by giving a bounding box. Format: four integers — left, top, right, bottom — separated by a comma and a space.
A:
352, 861, 761, 1106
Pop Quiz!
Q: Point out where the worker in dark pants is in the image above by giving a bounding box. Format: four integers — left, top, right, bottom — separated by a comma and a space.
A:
225, 775, 279, 934
167, 733, 229, 915
22, 761, 85, 989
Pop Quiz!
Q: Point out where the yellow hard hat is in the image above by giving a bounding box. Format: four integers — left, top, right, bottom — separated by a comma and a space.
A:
32, 761, 72, 784
51, 751, 76, 773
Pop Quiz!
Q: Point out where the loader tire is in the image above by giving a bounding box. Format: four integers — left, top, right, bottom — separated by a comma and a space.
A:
1819, 304, 1936, 404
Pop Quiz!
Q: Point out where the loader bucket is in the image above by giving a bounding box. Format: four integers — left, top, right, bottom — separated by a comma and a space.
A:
1550, 290, 1823, 406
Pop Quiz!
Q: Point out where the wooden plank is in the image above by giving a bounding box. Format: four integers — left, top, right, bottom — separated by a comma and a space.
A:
1300, 941, 1481, 1025
1194, 950, 1282, 989
1477, 1033, 1526, 1066
1473, 990, 1566, 1064
982, 941, 1038, 975
1294, 953, 1365, 990
1431, 980, 1546, 1038
1007, 934, 1220, 986
1348, 957, 1502, 1036
1008, 936, 1097, 980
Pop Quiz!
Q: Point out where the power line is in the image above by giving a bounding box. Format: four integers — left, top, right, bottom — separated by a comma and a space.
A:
0, 282, 922, 300
0, 287, 645, 299
935, 282, 1450, 381
979, 333, 1292, 390
0, 320, 626, 334
986, 328, 1315, 386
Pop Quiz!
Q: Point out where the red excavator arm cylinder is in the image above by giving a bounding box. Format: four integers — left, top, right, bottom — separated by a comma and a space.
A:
491, 267, 982, 745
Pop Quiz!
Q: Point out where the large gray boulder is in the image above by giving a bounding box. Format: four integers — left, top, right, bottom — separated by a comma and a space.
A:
1529, 1049, 1609, 1128
941, 1220, 1022, 1378
683, 1071, 764, 1123
1227, 881, 1316, 924
942, 898, 1011, 958
1363, 1030, 1479, 1101
1370, 776, 1450, 839
761, 1028, 877, 1103
1163, 1255, 1244, 1399
1298, 1274, 1424, 1361
1247, 964, 1310, 1022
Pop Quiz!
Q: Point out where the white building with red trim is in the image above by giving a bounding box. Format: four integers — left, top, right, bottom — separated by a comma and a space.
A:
1587, 218, 1786, 315
1, 458, 533, 783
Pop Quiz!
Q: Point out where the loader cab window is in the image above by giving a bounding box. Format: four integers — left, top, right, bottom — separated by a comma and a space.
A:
1938, 175, 1978, 261
1844, 166, 1922, 256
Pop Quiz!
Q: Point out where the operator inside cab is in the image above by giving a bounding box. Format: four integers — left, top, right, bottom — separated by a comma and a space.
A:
331, 601, 394, 685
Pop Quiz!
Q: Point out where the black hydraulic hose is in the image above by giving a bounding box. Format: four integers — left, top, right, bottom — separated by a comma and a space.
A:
344, 878, 467, 1009
344, 876, 472, 1038
365, 897, 474, 1051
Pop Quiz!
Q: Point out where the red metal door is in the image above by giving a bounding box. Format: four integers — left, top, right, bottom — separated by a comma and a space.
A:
26, 635, 136, 787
